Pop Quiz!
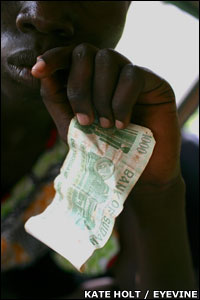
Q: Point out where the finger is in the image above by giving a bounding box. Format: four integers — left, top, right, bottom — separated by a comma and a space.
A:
31, 45, 75, 78
40, 71, 74, 143
134, 66, 176, 104
112, 64, 145, 129
93, 49, 120, 128
67, 43, 98, 126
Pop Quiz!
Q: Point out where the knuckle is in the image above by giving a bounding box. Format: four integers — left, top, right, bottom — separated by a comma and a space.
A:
73, 43, 90, 59
121, 64, 145, 89
67, 86, 87, 103
122, 64, 140, 79
95, 48, 112, 64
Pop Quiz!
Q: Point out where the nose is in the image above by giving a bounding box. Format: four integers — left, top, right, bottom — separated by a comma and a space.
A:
16, 2, 74, 39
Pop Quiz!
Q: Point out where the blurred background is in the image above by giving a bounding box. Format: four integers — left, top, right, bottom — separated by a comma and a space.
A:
116, 0, 199, 138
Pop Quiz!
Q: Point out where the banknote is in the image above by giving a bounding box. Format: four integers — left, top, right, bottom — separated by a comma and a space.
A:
25, 117, 156, 271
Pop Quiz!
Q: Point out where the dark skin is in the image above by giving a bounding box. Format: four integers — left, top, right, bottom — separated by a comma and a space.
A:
1, 1, 196, 294
1, 1, 130, 193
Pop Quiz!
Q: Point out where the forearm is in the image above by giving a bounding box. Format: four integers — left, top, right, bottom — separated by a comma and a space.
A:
130, 175, 196, 293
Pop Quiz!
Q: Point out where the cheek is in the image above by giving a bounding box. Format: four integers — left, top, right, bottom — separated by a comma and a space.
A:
98, 5, 127, 47
1, 32, 13, 93
82, 21, 125, 49
90, 13, 127, 48
77, 3, 127, 49
1, 31, 19, 65
1, 32, 10, 60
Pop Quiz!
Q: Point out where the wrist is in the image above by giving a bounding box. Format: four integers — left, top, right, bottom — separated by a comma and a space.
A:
129, 174, 186, 224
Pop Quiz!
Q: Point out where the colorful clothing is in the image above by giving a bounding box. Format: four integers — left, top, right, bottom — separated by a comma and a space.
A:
1, 130, 119, 275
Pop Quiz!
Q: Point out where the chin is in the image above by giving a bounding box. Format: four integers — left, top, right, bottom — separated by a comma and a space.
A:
1, 73, 41, 101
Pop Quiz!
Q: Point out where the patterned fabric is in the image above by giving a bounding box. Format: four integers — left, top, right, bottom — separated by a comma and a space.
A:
1, 131, 119, 275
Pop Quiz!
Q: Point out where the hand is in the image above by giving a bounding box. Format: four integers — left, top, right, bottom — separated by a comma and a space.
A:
31, 43, 181, 187
32, 44, 195, 292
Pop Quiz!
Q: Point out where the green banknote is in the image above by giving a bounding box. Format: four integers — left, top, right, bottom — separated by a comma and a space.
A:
25, 117, 156, 271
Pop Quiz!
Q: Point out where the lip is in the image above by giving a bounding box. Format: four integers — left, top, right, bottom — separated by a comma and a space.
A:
7, 49, 40, 90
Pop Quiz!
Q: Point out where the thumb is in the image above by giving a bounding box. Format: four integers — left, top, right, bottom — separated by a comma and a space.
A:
31, 45, 75, 78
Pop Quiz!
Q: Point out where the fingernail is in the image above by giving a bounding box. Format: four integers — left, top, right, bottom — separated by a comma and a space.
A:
115, 120, 125, 129
76, 113, 90, 125
32, 59, 46, 73
100, 117, 111, 128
